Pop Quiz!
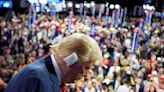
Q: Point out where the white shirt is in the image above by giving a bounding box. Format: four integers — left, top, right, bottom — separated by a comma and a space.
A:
114, 80, 120, 90
116, 85, 130, 92
108, 66, 120, 77
135, 84, 140, 92
125, 38, 131, 48
84, 87, 96, 92
50, 54, 62, 84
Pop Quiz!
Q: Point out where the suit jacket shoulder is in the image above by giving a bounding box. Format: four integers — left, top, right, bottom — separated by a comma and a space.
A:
5, 57, 60, 92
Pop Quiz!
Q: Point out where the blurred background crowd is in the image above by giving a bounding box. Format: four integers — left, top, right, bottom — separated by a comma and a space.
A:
0, 0, 164, 92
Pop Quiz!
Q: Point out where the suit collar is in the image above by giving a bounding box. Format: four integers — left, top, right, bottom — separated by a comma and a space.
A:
45, 55, 56, 74
50, 54, 62, 84
44, 55, 62, 85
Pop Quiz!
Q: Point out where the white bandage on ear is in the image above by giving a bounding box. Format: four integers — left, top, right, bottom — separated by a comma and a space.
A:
63, 52, 79, 66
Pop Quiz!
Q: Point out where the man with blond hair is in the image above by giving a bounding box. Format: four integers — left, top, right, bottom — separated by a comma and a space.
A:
5, 33, 102, 92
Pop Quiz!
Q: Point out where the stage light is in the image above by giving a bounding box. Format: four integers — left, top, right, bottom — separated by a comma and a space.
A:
115, 4, 120, 9
3, 2, 10, 8
109, 4, 114, 9
86, 3, 90, 8
68, 2, 73, 8
91, 1, 95, 7
75, 4, 80, 9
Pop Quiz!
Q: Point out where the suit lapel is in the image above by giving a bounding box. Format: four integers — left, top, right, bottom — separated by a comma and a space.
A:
44, 55, 56, 74
44, 55, 60, 91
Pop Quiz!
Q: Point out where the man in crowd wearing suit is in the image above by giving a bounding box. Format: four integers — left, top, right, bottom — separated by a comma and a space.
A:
5, 33, 102, 92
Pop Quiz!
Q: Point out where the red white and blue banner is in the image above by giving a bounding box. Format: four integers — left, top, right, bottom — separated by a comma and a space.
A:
131, 28, 140, 54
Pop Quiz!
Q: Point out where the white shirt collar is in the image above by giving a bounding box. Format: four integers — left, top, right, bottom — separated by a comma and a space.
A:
50, 54, 62, 84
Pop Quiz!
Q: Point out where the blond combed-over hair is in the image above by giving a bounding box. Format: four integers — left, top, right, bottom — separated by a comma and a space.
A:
50, 33, 102, 65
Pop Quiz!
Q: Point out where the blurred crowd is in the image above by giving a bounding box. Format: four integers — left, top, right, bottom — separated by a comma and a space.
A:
0, 13, 164, 92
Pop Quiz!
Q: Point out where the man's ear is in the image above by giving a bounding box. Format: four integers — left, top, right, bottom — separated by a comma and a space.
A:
63, 52, 79, 67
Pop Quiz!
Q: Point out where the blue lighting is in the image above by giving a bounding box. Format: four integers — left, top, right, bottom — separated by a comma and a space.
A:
48, 0, 62, 4
144, 0, 153, 4
0, 1, 12, 8
3, 2, 10, 8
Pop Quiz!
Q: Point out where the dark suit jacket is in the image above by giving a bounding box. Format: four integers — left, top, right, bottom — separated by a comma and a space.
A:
5, 55, 60, 92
